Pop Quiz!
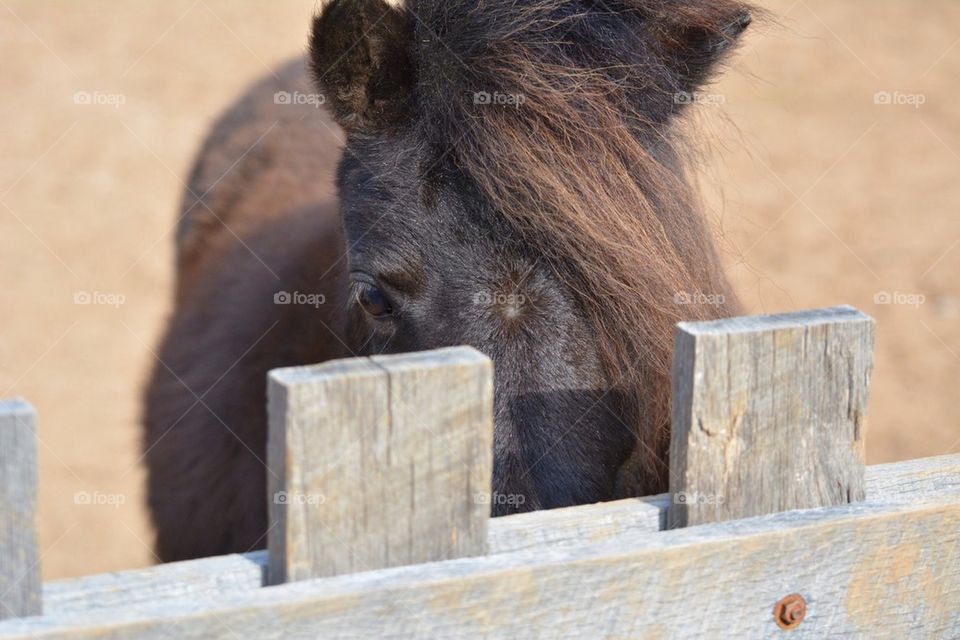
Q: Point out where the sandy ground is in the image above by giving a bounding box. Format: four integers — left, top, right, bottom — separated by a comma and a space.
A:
0, 0, 957, 580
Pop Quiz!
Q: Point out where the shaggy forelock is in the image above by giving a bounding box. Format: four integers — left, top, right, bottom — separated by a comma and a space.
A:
403, 0, 750, 483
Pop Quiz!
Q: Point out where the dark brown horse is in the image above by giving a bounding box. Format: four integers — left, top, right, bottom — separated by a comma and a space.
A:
145, 0, 751, 561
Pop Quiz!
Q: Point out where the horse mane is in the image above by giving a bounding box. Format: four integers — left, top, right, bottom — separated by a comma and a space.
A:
409, 0, 750, 491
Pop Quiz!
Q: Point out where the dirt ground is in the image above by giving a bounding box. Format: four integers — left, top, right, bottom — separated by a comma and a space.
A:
1, 0, 957, 580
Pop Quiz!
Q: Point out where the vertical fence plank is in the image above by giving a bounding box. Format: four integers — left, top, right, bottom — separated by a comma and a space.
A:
0, 398, 41, 619
669, 305, 874, 528
267, 347, 493, 584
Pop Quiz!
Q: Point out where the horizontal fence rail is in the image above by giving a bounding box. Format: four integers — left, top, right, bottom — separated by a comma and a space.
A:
1, 455, 958, 638
32, 454, 960, 617
1, 306, 958, 639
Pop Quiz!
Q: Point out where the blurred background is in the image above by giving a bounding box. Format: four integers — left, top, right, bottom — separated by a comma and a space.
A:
1, 0, 957, 579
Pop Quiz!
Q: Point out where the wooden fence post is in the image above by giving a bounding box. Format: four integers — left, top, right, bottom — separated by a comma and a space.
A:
669, 305, 874, 528
0, 398, 41, 619
266, 347, 493, 584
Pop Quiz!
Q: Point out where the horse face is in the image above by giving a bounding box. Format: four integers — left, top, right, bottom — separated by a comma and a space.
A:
310, 0, 751, 510
335, 133, 632, 512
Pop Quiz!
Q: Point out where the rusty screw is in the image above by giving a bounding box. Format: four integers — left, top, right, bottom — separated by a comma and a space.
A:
773, 594, 806, 630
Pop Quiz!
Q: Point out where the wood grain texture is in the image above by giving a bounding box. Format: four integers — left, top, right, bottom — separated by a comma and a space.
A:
42, 553, 266, 614
0, 399, 41, 620
489, 493, 668, 554
865, 454, 960, 499
35, 453, 960, 618
266, 347, 493, 584
3, 485, 957, 638
669, 305, 875, 528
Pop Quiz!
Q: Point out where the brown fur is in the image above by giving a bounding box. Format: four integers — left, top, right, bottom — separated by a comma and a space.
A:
145, 61, 351, 559
399, 0, 749, 492
146, 0, 752, 560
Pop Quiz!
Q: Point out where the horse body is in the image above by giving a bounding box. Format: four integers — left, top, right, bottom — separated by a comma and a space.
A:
146, 0, 750, 561
144, 61, 349, 560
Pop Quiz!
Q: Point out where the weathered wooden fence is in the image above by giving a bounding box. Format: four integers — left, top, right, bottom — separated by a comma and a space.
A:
0, 305, 958, 638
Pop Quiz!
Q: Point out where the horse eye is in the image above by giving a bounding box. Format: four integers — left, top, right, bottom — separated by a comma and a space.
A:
357, 284, 393, 318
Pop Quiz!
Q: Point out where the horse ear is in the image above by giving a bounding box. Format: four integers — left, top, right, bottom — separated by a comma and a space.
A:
309, 0, 415, 133
647, 1, 752, 99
